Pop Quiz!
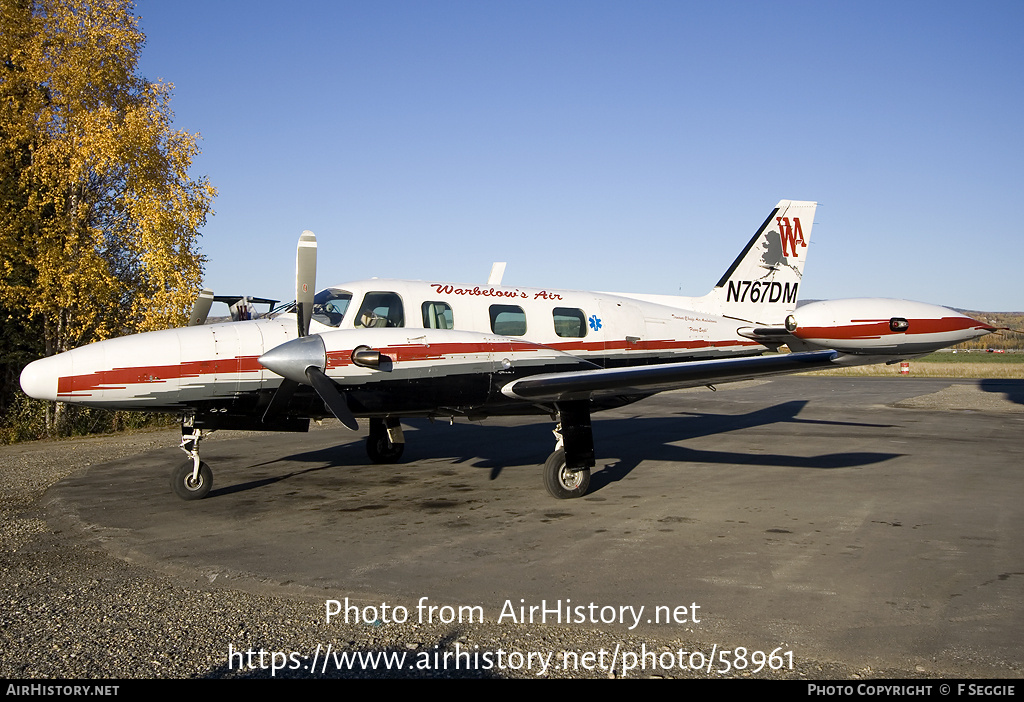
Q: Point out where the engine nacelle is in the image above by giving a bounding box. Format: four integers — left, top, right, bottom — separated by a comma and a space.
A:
19, 318, 294, 409
786, 298, 995, 355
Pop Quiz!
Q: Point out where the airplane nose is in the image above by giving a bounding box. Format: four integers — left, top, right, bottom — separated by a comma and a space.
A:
258, 334, 327, 384
19, 356, 61, 401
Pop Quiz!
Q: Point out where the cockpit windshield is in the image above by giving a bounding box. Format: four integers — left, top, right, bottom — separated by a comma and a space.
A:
274, 289, 352, 328
311, 288, 352, 327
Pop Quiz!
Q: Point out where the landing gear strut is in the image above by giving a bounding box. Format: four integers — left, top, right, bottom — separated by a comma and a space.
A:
543, 401, 594, 499
173, 418, 213, 500
366, 416, 405, 463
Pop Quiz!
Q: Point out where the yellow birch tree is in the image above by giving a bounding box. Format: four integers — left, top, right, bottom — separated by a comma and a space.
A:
0, 0, 216, 432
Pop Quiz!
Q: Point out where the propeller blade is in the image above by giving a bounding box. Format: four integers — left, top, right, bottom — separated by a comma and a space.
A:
295, 230, 317, 337
262, 378, 298, 423
305, 366, 359, 430
187, 289, 214, 326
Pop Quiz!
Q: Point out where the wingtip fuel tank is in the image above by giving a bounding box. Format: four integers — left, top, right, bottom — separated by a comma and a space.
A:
786, 299, 996, 355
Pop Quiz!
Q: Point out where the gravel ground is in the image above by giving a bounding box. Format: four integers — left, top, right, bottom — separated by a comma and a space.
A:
891, 383, 1024, 412
0, 416, 999, 680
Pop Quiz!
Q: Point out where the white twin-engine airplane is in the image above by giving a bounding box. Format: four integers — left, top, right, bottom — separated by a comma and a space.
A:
20, 200, 997, 501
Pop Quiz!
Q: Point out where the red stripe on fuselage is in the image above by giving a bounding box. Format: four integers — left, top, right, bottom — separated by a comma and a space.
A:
325, 340, 556, 368
56, 337, 762, 396
547, 338, 761, 353
324, 338, 760, 368
794, 317, 993, 341
57, 356, 264, 395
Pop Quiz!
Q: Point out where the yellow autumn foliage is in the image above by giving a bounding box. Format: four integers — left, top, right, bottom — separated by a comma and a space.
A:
0, 0, 216, 361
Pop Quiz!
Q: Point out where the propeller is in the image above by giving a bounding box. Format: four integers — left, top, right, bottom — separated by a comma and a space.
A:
306, 366, 359, 430
187, 289, 215, 326
259, 231, 359, 430
295, 230, 317, 338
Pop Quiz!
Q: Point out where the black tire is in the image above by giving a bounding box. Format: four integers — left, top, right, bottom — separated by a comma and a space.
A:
542, 449, 590, 499
171, 460, 212, 500
366, 434, 405, 463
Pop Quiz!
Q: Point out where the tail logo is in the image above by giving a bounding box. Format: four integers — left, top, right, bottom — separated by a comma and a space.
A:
776, 217, 806, 258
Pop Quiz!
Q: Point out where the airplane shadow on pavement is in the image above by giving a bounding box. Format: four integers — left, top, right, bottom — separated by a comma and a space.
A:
210, 399, 903, 499
979, 378, 1024, 407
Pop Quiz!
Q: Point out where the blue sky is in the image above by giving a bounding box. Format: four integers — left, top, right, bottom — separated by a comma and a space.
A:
135, 1, 1022, 312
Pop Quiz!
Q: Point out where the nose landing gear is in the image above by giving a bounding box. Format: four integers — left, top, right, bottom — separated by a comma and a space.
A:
173, 417, 212, 500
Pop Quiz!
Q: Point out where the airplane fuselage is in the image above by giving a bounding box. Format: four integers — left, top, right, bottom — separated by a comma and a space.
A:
19, 279, 769, 427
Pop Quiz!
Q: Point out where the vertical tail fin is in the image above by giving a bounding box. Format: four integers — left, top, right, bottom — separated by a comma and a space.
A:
701, 200, 816, 324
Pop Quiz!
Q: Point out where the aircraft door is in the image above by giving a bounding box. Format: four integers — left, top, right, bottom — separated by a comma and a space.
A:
598, 300, 647, 366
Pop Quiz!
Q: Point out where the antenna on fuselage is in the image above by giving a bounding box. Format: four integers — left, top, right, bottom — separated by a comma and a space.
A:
187, 289, 215, 326
488, 262, 507, 286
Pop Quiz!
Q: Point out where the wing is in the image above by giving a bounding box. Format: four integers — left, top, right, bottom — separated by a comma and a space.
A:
500, 349, 840, 402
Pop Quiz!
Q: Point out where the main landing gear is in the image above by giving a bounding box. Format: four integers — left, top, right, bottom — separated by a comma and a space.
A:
543, 448, 590, 499
543, 401, 594, 499
167, 409, 593, 501
366, 417, 405, 463
173, 421, 212, 500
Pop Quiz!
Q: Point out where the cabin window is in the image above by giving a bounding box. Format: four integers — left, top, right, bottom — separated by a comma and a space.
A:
553, 307, 587, 338
355, 291, 404, 328
422, 301, 454, 330
489, 305, 527, 336
311, 288, 352, 328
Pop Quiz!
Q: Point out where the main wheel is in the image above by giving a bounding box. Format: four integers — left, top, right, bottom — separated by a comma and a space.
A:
366, 434, 405, 463
171, 460, 212, 500
543, 449, 590, 499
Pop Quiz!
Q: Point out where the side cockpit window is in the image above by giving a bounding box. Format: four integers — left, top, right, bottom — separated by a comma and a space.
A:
355, 292, 405, 328
311, 288, 352, 328
422, 301, 454, 330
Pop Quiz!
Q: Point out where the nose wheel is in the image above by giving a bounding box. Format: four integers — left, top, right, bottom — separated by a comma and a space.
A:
173, 420, 213, 500
171, 459, 212, 500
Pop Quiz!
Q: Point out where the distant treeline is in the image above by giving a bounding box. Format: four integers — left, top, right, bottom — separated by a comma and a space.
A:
953, 311, 1024, 351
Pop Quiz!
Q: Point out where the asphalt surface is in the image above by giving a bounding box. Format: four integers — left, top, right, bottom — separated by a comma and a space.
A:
5, 376, 1023, 678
